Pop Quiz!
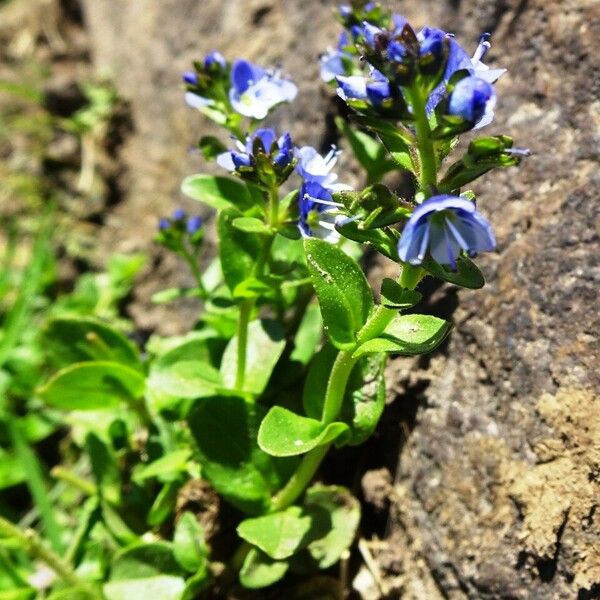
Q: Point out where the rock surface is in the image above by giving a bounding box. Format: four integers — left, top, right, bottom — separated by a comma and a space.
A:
81, 0, 600, 597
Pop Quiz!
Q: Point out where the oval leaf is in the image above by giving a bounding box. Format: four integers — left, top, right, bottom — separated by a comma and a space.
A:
188, 396, 295, 515
173, 512, 208, 572
43, 316, 141, 370
258, 406, 348, 457
304, 238, 373, 350
237, 506, 313, 560
181, 174, 254, 211
239, 548, 289, 589
103, 577, 185, 600
232, 217, 271, 234
422, 256, 485, 289
353, 314, 451, 358
38, 362, 145, 410
218, 208, 261, 293
291, 484, 360, 572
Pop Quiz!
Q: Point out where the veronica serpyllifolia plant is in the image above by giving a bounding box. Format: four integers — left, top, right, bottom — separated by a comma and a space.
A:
32, 2, 529, 596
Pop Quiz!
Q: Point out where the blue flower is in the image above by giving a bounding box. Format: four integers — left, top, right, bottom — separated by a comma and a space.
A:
397, 195, 496, 269
158, 218, 170, 231
295, 146, 351, 192
173, 208, 186, 221
447, 76, 496, 129
229, 59, 297, 119
336, 68, 391, 108
217, 128, 294, 172
320, 32, 353, 83
298, 181, 344, 242
425, 31, 505, 114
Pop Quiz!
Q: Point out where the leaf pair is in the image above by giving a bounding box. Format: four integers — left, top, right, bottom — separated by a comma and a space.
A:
238, 485, 360, 588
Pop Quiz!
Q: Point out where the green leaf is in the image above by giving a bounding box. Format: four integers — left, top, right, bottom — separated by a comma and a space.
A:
438, 135, 521, 191
38, 361, 145, 410
340, 354, 386, 446
147, 481, 180, 527
232, 277, 276, 300
0, 590, 36, 600
0, 449, 25, 489
197, 135, 227, 161
86, 432, 121, 505
422, 255, 485, 289
218, 208, 261, 293
304, 238, 373, 350
103, 577, 185, 600
173, 512, 208, 572
110, 542, 184, 579
147, 339, 222, 403
352, 115, 415, 172
290, 303, 322, 366
43, 317, 141, 370
353, 314, 451, 358
46, 589, 97, 600
133, 450, 192, 483
380, 278, 422, 309
181, 566, 211, 600
335, 220, 399, 261
335, 117, 394, 182
377, 130, 414, 172
334, 184, 411, 229
238, 506, 313, 560
239, 548, 289, 589
188, 396, 295, 515
258, 406, 348, 457
220, 319, 285, 395
181, 174, 255, 211
101, 501, 138, 545
302, 343, 337, 420
291, 484, 360, 571
232, 217, 271, 234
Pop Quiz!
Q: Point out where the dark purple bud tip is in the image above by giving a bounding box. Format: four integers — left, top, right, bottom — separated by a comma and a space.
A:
204, 50, 226, 70
187, 215, 203, 234
173, 208, 186, 220
183, 71, 198, 85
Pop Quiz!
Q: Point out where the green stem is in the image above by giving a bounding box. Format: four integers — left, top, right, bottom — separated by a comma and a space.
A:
270, 302, 401, 512
51, 466, 97, 497
233, 187, 278, 391
406, 85, 437, 194
320, 351, 359, 425
270, 445, 329, 512
234, 298, 253, 390
0, 516, 103, 598
181, 247, 207, 298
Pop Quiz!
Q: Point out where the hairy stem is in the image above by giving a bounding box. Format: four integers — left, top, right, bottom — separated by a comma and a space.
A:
270, 299, 402, 512
0, 516, 102, 598
406, 85, 437, 194
234, 298, 253, 390
233, 186, 279, 391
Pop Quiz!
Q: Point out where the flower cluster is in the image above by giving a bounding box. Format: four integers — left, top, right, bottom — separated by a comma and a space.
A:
216, 128, 295, 188
156, 209, 204, 251
185, 53, 297, 124
333, 13, 505, 131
